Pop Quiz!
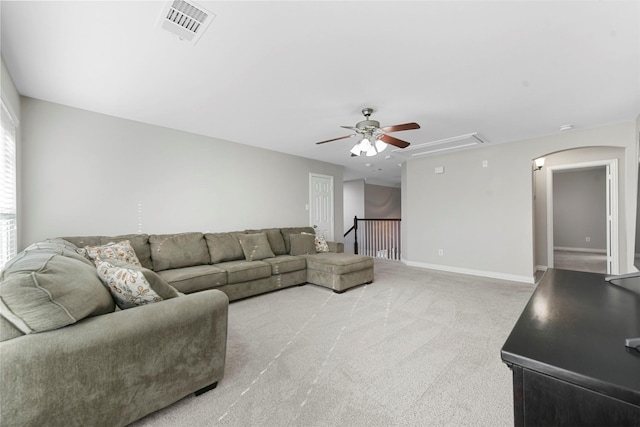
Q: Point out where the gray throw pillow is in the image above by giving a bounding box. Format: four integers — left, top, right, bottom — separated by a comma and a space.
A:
238, 232, 276, 261
245, 228, 287, 255
281, 227, 315, 253
0, 253, 115, 334
289, 233, 317, 255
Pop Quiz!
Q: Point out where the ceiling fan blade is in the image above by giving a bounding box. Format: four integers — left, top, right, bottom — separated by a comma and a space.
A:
340, 126, 360, 131
379, 134, 411, 149
381, 122, 420, 133
315, 134, 355, 145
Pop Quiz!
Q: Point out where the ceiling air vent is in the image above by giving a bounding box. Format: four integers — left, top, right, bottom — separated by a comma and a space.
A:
157, 0, 215, 44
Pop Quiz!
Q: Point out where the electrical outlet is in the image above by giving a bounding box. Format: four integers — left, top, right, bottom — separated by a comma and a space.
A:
438, 249, 444, 256
586, 237, 591, 242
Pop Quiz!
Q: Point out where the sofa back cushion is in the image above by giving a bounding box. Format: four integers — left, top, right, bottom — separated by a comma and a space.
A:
289, 233, 317, 255
280, 227, 315, 254
63, 234, 153, 270
205, 232, 245, 263
0, 251, 115, 334
245, 228, 287, 255
149, 232, 210, 271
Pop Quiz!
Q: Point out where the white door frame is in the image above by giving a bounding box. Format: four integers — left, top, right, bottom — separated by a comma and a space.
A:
309, 173, 334, 240
546, 159, 619, 274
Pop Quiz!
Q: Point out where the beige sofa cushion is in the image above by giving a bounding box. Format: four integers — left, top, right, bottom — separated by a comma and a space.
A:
149, 232, 210, 271
157, 265, 227, 293
289, 233, 317, 255
0, 252, 115, 334
214, 260, 271, 284
205, 232, 244, 263
263, 255, 307, 275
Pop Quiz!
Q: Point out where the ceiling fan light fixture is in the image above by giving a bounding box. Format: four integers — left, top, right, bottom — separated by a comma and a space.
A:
375, 139, 388, 153
314, 108, 418, 158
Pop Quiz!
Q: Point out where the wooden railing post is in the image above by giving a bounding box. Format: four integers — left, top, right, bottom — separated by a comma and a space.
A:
353, 216, 359, 255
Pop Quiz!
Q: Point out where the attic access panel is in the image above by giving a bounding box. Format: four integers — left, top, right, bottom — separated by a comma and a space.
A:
394, 133, 489, 157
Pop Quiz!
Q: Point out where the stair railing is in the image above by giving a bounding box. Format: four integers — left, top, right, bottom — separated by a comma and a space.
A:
343, 216, 401, 260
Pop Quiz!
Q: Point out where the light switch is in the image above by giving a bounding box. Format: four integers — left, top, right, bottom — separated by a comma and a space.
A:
434, 166, 444, 174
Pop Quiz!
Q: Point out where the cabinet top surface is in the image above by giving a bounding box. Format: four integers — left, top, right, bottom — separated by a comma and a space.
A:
501, 269, 640, 404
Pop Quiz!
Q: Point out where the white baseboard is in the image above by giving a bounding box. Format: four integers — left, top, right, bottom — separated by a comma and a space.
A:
536, 265, 548, 272
400, 259, 535, 284
554, 246, 607, 254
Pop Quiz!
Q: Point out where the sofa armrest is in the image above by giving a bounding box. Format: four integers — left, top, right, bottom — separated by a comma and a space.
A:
328, 241, 344, 253
0, 290, 229, 427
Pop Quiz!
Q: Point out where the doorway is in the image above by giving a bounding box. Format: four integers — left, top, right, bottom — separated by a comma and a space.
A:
546, 160, 619, 274
309, 173, 334, 240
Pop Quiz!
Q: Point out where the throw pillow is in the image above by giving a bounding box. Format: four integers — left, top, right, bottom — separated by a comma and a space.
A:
302, 232, 330, 253
0, 253, 115, 334
95, 258, 178, 309
238, 232, 276, 261
80, 240, 142, 267
280, 227, 315, 254
245, 228, 287, 255
289, 233, 317, 255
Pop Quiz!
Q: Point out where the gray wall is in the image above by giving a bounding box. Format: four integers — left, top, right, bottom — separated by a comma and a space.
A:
553, 167, 606, 251
343, 179, 365, 233
365, 183, 401, 219
19, 97, 344, 247
1, 57, 20, 122
403, 122, 637, 282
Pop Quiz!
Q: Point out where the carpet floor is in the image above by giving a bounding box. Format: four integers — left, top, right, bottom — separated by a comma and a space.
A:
131, 259, 535, 426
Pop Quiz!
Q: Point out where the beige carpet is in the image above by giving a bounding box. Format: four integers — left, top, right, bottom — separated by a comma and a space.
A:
131, 259, 535, 426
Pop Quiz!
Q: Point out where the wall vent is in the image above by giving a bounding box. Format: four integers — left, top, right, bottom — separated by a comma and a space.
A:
393, 133, 489, 157
157, 0, 215, 44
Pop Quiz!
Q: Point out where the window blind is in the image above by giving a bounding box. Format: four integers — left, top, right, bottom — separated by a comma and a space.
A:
0, 100, 17, 270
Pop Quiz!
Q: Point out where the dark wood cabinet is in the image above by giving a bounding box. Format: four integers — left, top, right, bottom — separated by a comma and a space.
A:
501, 269, 640, 426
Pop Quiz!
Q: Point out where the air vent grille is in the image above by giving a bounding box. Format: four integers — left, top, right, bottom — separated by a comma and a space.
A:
158, 0, 215, 44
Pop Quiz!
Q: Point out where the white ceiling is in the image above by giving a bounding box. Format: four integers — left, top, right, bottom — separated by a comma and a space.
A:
2, 1, 639, 186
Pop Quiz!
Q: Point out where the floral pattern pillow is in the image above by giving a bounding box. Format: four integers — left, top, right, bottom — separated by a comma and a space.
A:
302, 232, 330, 253
95, 258, 163, 309
314, 234, 330, 253
79, 240, 142, 266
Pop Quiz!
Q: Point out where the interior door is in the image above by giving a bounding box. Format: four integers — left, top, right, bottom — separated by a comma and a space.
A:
546, 160, 618, 275
309, 173, 334, 240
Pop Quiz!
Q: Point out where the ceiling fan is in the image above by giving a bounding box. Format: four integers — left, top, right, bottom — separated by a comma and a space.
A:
315, 108, 420, 157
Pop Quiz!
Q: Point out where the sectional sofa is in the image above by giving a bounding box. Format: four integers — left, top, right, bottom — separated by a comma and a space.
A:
63, 227, 374, 299
0, 226, 373, 426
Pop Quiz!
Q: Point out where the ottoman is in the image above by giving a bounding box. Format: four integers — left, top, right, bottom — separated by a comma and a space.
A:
302, 253, 374, 293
